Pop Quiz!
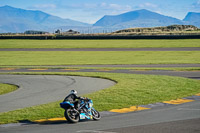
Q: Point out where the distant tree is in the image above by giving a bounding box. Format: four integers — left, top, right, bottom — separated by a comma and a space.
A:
55, 29, 61, 34
24, 30, 48, 34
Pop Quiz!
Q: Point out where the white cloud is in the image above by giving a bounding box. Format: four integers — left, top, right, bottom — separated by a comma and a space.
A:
109, 4, 121, 9
83, 3, 97, 8
100, 2, 107, 7
68, 2, 133, 16
197, 0, 200, 5
106, 3, 131, 10
139, 2, 158, 8
98, 3, 132, 14
71, 2, 132, 12
193, 0, 200, 8
31, 4, 57, 10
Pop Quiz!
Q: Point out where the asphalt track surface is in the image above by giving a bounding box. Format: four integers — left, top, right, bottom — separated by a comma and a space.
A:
1, 67, 200, 79
0, 75, 115, 112
0, 47, 200, 133
0, 98, 200, 133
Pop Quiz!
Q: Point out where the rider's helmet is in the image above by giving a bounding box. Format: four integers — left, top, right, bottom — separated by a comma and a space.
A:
70, 90, 77, 95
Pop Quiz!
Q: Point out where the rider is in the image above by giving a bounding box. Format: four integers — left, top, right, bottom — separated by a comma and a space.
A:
63, 90, 82, 110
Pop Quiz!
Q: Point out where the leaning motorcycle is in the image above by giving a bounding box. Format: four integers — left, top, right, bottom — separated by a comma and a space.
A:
60, 97, 101, 123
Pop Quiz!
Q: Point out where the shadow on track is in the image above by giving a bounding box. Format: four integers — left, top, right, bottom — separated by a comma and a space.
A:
18, 119, 91, 125
18, 119, 68, 125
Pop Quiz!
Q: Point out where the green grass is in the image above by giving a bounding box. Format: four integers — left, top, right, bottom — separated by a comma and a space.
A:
0, 39, 200, 124
0, 39, 200, 48
0, 51, 200, 65
0, 83, 18, 95
0, 72, 200, 124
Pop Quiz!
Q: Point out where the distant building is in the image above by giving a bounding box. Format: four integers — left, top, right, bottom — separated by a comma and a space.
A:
63, 29, 80, 34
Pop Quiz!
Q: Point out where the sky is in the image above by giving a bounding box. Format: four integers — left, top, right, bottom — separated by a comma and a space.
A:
0, 0, 200, 24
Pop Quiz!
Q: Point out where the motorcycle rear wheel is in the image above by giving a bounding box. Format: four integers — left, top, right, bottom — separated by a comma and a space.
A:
64, 108, 80, 123
91, 108, 101, 120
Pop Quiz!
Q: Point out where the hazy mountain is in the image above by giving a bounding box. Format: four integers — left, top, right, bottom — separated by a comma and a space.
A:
0, 5, 90, 33
93, 9, 184, 28
183, 12, 200, 27
0, 6, 199, 33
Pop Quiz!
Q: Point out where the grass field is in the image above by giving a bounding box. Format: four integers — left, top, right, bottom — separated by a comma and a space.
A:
0, 39, 200, 48
0, 51, 200, 65
0, 39, 200, 124
0, 83, 18, 95
0, 72, 200, 124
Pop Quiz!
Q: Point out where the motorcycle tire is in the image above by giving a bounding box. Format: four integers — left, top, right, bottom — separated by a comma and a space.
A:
64, 108, 80, 123
91, 108, 101, 120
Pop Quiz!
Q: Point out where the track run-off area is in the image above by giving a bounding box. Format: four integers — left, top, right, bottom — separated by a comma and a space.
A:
0, 46, 200, 133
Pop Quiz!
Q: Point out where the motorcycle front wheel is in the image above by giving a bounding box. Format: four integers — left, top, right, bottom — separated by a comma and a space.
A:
91, 108, 101, 120
64, 108, 80, 123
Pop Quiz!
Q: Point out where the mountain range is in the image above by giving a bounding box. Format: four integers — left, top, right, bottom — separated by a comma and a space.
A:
94, 9, 184, 28
0, 5, 200, 33
0, 5, 90, 33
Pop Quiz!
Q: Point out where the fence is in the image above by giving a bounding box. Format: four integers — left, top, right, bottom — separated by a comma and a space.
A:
0, 35, 200, 39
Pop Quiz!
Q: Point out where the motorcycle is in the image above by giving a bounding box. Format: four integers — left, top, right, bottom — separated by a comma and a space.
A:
60, 97, 101, 123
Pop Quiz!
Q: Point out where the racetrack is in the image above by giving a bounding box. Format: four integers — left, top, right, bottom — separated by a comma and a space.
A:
0, 70, 200, 133
0, 46, 200, 133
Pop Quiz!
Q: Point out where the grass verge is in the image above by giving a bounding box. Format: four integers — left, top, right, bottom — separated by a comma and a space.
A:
0, 72, 199, 124
0, 83, 18, 95
0, 39, 200, 48
0, 51, 200, 65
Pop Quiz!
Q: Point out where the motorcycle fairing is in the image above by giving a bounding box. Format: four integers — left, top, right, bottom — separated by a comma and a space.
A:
80, 113, 93, 120
60, 101, 74, 109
